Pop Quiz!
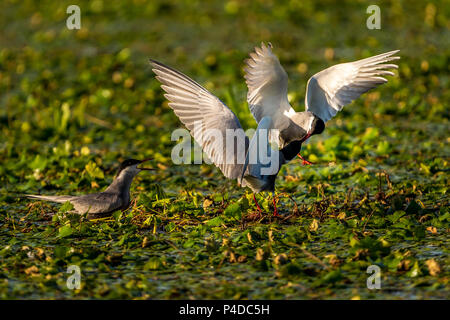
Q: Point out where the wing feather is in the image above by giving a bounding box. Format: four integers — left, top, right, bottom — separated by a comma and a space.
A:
244, 43, 295, 129
150, 59, 249, 179
305, 50, 400, 122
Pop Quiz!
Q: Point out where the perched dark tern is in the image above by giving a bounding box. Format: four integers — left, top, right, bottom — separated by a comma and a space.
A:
26, 158, 153, 218
150, 43, 399, 216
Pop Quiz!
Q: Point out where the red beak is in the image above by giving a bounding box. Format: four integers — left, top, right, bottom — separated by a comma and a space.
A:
301, 131, 312, 143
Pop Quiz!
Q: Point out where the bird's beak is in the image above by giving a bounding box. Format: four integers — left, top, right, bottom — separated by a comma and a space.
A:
138, 158, 154, 171
301, 131, 312, 143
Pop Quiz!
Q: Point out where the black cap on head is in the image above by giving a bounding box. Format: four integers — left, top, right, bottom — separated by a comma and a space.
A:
312, 117, 325, 136
116, 159, 142, 176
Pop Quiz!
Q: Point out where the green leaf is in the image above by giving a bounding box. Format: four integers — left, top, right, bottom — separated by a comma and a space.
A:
376, 140, 391, 155
29, 155, 47, 171
224, 202, 241, 220
413, 226, 426, 240
58, 225, 73, 238
85, 161, 104, 179
407, 261, 421, 278
144, 257, 161, 270
278, 263, 302, 277
388, 210, 406, 223
58, 201, 74, 213
362, 127, 379, 142
205, 216, 224, 227
321, 270, 343, 284
54, 246, 69, 258
420, 163, 431, 175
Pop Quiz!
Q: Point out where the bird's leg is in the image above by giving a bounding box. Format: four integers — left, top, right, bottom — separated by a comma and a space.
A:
297, 153, 314, 165
272, 198, 279, 216
272, 192, 279, 217
253, 194, 262, 217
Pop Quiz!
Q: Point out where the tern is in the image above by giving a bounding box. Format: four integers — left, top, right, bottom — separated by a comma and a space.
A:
25, 158, 153, 218
150, 43, 399, 216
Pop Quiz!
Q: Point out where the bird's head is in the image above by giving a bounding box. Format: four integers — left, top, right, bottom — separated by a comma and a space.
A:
291, 112, 325, 143
310, 116, 325, 136
116, 158, 154, 178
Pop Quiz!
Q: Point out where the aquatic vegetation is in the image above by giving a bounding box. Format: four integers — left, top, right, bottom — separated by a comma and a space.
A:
0, 0, 448, 299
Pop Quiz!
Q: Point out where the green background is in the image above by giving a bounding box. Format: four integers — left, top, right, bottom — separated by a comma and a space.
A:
0, 0, 448, 299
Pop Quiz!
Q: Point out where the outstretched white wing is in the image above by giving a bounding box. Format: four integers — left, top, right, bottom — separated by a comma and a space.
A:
150, 59, 249, 180
244, 43, 295, 130
305, 50, 400, 122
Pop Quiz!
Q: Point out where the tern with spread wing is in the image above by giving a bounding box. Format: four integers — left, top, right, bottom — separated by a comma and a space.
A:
150, 43, 399, 216
244, 43, 400, 164
25, 158, 153, 219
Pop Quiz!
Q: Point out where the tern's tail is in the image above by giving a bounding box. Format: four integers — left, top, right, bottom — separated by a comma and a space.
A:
25, 194, 75, 203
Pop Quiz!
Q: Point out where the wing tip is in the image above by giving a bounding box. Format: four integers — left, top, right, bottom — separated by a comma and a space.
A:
380, 49, 401, 57
253, 42, 274, 57
149, 58, 165, 75
149, 58, 160, 67
260, 41, 273, 50
380, 50, 401, 62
